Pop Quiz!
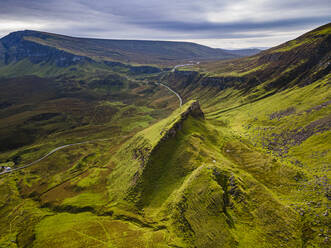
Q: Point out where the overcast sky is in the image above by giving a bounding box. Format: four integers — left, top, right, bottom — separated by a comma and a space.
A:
0, 0, 330, 49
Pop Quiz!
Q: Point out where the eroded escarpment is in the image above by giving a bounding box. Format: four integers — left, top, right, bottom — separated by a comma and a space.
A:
106, 100, 205, 206
159, 100, 204, 142
1, 31, 92, 67
125, 101, 204, 205
131, 100, 204, 169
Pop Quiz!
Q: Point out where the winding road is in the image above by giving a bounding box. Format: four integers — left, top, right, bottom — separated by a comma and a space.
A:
0, 140, 109, 176
0, 142, 89, 176
0, 63, 192, 176
159, 61, 200, 107
158, 83, 183, 107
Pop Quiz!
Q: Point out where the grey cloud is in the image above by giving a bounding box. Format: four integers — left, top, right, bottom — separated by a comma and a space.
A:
132, 16, 330, 33
0, 0, 330, 48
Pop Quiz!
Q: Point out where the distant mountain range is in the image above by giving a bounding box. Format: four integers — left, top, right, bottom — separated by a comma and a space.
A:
0, 30, 260, 67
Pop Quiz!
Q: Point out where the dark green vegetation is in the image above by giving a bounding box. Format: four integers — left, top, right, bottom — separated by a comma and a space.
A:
0, 23, 330, 247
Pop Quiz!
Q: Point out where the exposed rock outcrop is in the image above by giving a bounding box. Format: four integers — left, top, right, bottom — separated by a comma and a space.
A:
104, 61, 162, 75
132, 101, 204, 167
160, 100, 204, 142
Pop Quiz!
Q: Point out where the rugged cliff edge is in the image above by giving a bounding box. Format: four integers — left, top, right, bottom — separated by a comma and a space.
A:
158, 100, 204, 142
106, 100, 204, 205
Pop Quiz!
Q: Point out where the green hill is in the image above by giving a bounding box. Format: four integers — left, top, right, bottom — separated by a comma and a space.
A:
0, 23, 330, 248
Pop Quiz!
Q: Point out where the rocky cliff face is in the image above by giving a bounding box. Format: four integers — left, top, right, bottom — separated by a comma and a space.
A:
104, 61, 162, 75
126, 101, 204, 204
0, 31, 92, 67
132, 100, 204, 168
166, 70, 245, 95
159, 100, 204, 142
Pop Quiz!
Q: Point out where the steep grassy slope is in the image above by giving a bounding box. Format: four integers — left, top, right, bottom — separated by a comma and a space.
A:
161, 23, 331, 247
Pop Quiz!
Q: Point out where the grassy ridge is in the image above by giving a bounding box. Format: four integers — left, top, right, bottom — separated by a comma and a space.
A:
154, 23, 331, 247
